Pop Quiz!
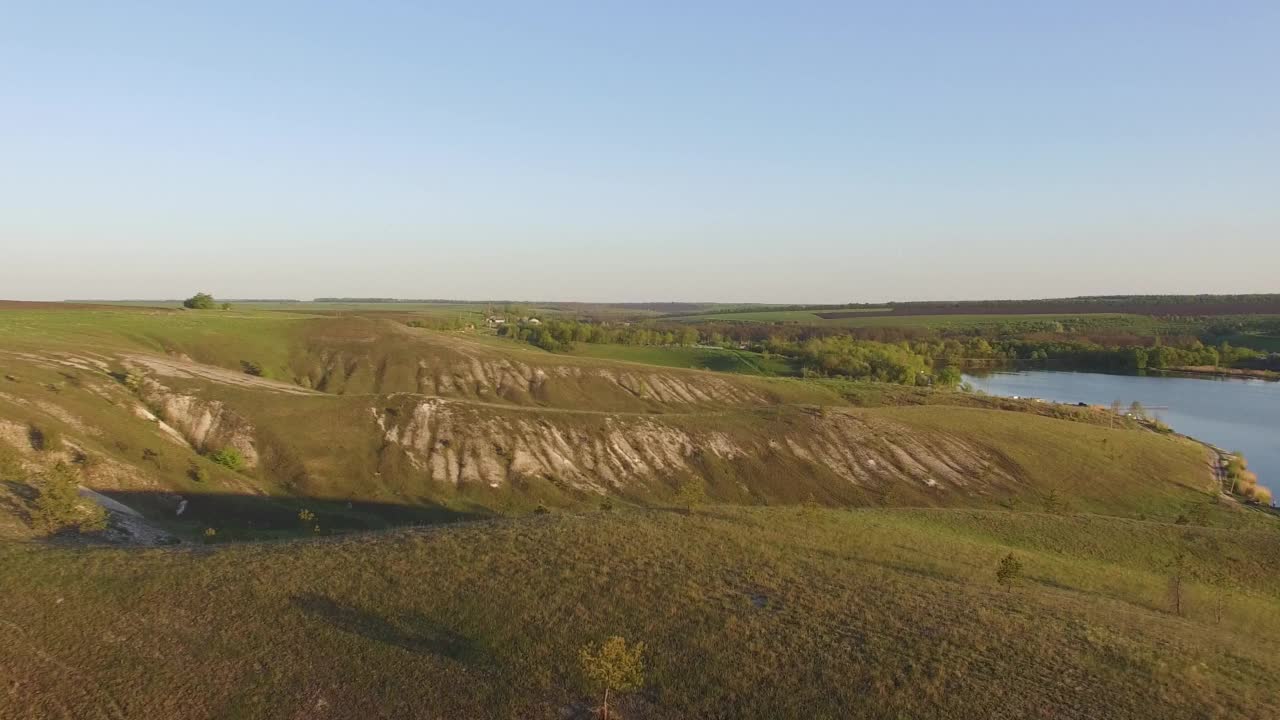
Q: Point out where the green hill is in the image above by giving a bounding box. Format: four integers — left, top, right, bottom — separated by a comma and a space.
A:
1, 303, 1277, 718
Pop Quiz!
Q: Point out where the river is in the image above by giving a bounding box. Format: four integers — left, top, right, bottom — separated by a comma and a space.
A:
962, 369, 1278, 492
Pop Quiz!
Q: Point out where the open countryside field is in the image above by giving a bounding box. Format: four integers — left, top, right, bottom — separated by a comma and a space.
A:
671, 308, 889, 323
3, 507, 1279, 719
2, 301, 1277, 719
672, 308, 1159, 330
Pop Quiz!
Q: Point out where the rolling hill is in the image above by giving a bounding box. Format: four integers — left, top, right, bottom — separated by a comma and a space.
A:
2, 302, 1277, 719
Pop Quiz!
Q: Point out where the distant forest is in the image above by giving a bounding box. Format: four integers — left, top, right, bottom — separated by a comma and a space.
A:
656, 294, 1280, 319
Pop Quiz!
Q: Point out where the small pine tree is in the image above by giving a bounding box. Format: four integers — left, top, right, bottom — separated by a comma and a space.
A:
31, 463, 107, 534
996, 552, 1023, 592
580, 636, 646, 720
1167, 551, 1187, 617
1042, 489, 1062, 514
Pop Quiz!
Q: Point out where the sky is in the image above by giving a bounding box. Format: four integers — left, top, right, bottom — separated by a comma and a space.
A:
2, 1, 1277, 303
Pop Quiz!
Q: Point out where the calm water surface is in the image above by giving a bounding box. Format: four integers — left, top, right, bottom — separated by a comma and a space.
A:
963, 369, 1279, 489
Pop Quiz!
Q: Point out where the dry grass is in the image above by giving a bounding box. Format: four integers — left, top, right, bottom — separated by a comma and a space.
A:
2, 507, 1278, 719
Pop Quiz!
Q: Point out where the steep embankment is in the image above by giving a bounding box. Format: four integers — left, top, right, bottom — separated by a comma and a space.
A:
285, 317, 834, 410
0, 307, 1252, 541
1, 339, 1238, 545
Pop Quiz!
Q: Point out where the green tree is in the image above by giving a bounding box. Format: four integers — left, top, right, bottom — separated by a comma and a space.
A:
580, 636, 646, 720
995, 552, 1023, 592
1042, 489, 1062, 514
183, 292, 216, 310
31, 463, 107, 534
934, 366, 963, 387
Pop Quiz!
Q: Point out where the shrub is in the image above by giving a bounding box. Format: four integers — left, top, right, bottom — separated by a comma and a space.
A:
183, 292, 216, 310
298, 508, 320, 534
30, 463, 107, 535
29, 423, 62, 452
1042, 489, 1062, 514
208, 448, 245, 472
187, 459, 209, 483
995, 552, 1023, 592
1252, 486, 1273, 506
580, 636, 645, 720
674, 478, 706, 511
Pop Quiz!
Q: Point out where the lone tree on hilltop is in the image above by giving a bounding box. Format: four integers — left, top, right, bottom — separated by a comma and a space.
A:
996, 552, 1023, 592
183, 292, 216, 310
580, 636, 646, 720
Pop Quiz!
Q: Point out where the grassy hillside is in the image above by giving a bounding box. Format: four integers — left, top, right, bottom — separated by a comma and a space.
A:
563, 343, 796, 375
0, 337, 1246, 544
3, 506, 1279, 719
3, 302, 1279, 719
0, 303, 1263, 544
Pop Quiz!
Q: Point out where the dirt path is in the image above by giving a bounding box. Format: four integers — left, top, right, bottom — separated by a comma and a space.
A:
122, 353, 319, 395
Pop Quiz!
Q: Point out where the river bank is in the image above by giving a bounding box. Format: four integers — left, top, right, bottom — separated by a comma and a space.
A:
1159, 365, 1280, 381
962, 368, 1279, 501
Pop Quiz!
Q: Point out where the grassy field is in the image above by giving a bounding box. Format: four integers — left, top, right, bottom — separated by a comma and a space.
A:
3, 506, 1278, 719
672, 309, 1148, 330
1217, 332, 1280, 353
671, 308, 886, 323
0, 306, 310, 372
563, 343, 797, 375
3, 301, 1279, 718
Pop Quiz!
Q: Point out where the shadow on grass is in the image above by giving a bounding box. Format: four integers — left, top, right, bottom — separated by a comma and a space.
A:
291, 593, 490, 666
88, 489, 487, 542
1, 480, 36, 521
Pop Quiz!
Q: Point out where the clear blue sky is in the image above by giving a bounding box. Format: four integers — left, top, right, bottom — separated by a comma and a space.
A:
2, 1, 1277, 302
